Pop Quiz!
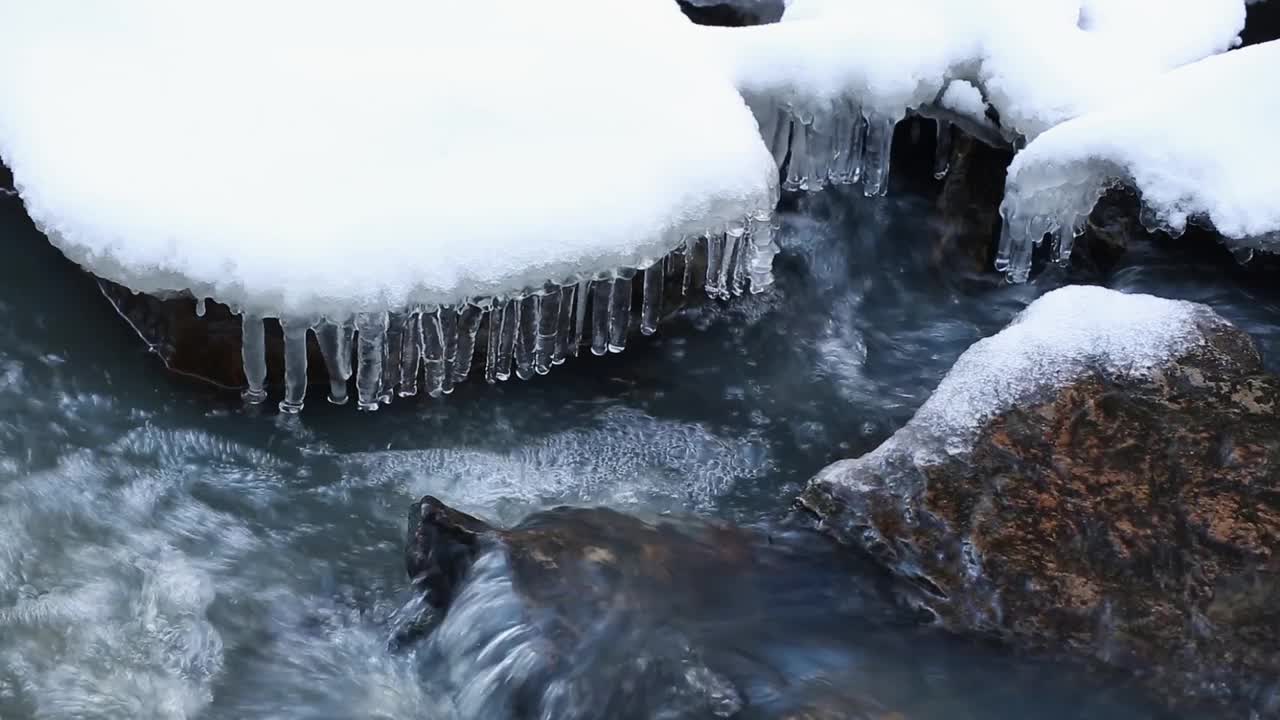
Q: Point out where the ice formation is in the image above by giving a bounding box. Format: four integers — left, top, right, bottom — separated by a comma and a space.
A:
1000, 40, 1280, 281
709, 0, 1246, 193
816, 286, 1224, 466
0, 0, 779, 411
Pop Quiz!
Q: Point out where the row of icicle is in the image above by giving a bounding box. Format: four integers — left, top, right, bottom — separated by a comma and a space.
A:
750, 97, 953, 197
238, 212, 779, 412
756, 95, 1103, 283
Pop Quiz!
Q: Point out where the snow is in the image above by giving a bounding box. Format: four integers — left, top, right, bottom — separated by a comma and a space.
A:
939, 81, 988, 123
1002, 39, 1280, 280
710, 0, 1246, 140
0, 0, 776, 319
820, 286, 1224, 468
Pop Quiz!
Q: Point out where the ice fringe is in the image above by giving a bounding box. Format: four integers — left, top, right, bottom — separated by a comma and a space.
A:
239, 209, 781, 413
998, 39, 1280, 283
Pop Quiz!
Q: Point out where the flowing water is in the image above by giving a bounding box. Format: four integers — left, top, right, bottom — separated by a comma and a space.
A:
0, 183, 1276, 719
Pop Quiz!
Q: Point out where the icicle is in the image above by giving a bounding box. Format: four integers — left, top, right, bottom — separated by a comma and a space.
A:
439, 306, 459, 395
933, 119, 952, 180
641, 262, 664, 336
553, 285, 575, 365
355, 312, 388, 411
315, 317, 353, 405
514, 293, 538, 380
747, 214, 779, 293
862, 112, 895, 198
497, 298, 518, 381
765, 107, 792, 170
805, 112, 834, 189
608, 272, 633, 353
1052, 229, 1076, 267
278, 317, 310, 414
194, 298, 206, 318
399, 311, 422, 397
590, 278, 612, 356
725, 219, 747, 297
452, 300, 486, 384
240, 313, 267, 405
826, 103, 867, 187
681, 236, 697, 297
848, 112, 867, 185
422, 307, 446, 397
572, 281, 589, 358
484, 301, 505, 384
379, 314, 404, 404
705, 234, 728, 300
783, 114, 811, 192
535, 286, 559, 375
1004, 212, 1036, 284
995, 201, 1015, 273
829, 107, 854, 185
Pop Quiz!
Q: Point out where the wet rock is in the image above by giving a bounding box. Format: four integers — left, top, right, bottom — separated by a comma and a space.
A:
0, 158, 14, 197
1243, 0, 1280, 47
677, 0, 784, 26
799, 286, 1280, 715
403, 496, 906, 719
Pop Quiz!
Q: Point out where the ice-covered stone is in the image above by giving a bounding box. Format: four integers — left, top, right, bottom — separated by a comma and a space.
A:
1001, 39, 1280, 282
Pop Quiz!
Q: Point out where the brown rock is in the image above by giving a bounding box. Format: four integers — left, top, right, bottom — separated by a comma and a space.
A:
799, 286, 1280, 716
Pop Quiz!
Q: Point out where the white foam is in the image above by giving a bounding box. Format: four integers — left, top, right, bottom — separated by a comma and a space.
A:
832, 286, 1223, 466
1005, 39, 1280, 251
0, 0, 775, 318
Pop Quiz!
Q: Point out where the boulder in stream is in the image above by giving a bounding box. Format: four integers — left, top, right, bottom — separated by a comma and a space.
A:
800, 285, 1280, 715
403, 497, 907, 719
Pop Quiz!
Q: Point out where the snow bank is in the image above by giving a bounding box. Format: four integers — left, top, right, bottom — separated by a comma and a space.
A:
851, 286, 1223, 461
0, 0, 776, 319
1001, 40, 1280, 281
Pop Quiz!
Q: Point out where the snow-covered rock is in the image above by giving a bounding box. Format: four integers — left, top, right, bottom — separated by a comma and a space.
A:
1000, 39, 1280, 281
0, 0, 776, 320
845, 286, 1224, 461
801, 286, 1280, 714
709, 0, 1247, 194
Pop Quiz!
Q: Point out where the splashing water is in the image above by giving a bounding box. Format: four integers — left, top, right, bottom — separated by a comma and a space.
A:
2, 177, 1278, 718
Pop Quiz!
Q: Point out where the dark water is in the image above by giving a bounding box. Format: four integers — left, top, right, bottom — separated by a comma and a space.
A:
0, 183, 1274, 718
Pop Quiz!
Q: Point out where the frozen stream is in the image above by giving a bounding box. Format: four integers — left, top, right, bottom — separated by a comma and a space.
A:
0, 185, 1276, 719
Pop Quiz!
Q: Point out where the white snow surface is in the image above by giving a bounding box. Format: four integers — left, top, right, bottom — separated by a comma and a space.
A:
711, 0, 1246, 138
818, 286, 1224, 473
1006, 39, 1280, 247
0, 0, 775, 318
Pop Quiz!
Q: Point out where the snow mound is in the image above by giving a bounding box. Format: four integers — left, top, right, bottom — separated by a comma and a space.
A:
1001, 39, 1280, 280
855, 286, 1224, 461
0, 0, 776, 319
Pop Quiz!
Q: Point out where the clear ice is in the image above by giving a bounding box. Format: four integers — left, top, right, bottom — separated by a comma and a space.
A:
752, 96, 902, 198
997, 174, 1110, 283
229, 212, 780, 411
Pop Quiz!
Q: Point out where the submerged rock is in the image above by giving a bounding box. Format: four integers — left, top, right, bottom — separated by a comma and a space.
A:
403, 496, 906, 719
800, 285, 1280, 715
